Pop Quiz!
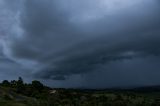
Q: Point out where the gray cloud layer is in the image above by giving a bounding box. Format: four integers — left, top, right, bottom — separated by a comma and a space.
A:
0, 0, 160, 88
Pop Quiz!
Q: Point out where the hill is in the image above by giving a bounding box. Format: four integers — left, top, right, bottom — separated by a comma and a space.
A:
1, 78, 160, 106
0, 86, 39, 106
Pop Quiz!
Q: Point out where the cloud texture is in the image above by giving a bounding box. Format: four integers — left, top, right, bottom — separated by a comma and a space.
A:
0, 0, 160, 88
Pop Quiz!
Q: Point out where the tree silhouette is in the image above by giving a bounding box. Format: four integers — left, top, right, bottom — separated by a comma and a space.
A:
32, 80, 44, 92
2, 80, 10, 87
17, 77, 24, 93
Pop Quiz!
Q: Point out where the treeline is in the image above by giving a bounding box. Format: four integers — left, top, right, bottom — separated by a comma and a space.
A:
0, 77, 50, 98
1, 78, 160, 106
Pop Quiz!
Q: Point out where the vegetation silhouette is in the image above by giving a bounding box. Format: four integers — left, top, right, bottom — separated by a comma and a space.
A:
0, 77, 160, 106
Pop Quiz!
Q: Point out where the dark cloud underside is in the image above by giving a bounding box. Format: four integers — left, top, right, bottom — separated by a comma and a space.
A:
0, 0, 160, 88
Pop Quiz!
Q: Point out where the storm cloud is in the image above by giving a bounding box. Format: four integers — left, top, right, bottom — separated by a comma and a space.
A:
0, 0, 160, 88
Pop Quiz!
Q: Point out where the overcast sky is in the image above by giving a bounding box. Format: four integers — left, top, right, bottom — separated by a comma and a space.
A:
0, 0, 160, 88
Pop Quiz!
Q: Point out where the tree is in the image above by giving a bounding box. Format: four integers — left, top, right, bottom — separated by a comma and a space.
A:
10, 80, 17, 88
32, 80, 44, 92
16, 77, 24, 93
17, 77, 23, 85
2, 80, 10, 87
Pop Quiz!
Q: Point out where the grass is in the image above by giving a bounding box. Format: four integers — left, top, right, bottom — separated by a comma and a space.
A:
1, 80, 160, 106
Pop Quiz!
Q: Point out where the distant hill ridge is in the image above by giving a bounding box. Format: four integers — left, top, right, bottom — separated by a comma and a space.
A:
1, 77, 160, 106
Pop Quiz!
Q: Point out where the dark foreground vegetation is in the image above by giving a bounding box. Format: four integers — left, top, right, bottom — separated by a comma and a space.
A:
1, 77, 160, 106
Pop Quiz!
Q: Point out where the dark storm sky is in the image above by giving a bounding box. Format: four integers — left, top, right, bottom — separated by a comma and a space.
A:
0, 0, 160, 88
